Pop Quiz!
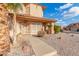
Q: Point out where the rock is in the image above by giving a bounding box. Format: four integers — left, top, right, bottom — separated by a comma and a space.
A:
37, 31, 45, 37
57, 37, 61, 39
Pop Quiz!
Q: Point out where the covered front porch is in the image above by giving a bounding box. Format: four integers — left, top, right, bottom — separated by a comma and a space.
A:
15, 14, 56, 35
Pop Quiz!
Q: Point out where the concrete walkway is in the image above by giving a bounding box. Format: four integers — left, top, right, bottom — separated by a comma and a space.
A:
7, 34, 57, 56
28, 35, 57, 56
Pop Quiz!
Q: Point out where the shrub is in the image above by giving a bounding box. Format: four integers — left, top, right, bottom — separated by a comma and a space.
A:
37, 31, 45, 37
54, 25, 61, 33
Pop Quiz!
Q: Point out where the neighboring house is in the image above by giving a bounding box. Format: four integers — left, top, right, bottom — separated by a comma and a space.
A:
9, 4, 56, 36
63, 22, 79, 32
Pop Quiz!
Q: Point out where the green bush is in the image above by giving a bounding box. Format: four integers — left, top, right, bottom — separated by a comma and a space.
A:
54, 25, 61, 33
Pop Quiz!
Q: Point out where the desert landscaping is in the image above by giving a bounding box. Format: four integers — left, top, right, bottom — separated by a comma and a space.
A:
4, 32, 79, 56
0, 3, 79, 56
39, 32, 79, 56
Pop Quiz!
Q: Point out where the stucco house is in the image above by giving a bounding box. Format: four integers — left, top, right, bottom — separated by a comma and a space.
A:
64, 22, 79, 32
9, 4, 56, 37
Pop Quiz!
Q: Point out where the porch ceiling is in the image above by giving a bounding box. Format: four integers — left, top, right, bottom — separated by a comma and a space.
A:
16, 14, 56, 23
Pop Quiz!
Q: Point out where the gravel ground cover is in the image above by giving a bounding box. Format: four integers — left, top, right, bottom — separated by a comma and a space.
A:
39, 32, 79, 56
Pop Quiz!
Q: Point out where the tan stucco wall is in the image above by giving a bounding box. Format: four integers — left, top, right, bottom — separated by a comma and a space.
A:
16, 4, 43, 17
16, 22, 43, 35
29, 4, 43, 17
16, 22, 27, 35
30, 23, 42, 34
16, 22, 21, 35
51, 23, 55, 34
16, 22, 55, 35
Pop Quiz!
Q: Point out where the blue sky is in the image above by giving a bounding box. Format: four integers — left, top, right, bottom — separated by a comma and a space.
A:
40, 3, 79, 26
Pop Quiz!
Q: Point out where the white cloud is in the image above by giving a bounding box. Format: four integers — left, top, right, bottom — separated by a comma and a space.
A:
58, 21, 65, 24
69, 7, 79, 14
59, 3, 73, 10
64, 13, 74, 18
61, 22, 67, 26
55, 18, 59, 20
58, 20, 63, 22
56, 20, 64, 23
56, 22, 60, 23
55, 18, 68, 26
55, 8, 58, 10
62, 21, 65, 23
62, 23, 67, 26
61, 11, 67, 15
62, 7, 79, 19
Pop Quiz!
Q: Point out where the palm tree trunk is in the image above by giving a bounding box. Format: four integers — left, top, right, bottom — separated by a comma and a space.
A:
0, 5, 10, 55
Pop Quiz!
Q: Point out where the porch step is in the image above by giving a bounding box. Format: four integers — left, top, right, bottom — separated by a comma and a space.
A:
29, 36, 57, 56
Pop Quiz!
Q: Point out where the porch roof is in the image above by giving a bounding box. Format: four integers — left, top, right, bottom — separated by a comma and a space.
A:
16, 14, 56, 23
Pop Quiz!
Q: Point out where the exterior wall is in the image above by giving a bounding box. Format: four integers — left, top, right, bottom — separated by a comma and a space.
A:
29, 4, 43, 17
16, 22, 42, 35
16, 22, 29, 35
65, 23, 79, 31
30, 23, 42, 34
20, 24, 27, 34
51, 23, 55, 34
16, 22, 21, 35
15, 4, 55, 35
16, 22, 55, 35
16, 4, 43, 17
17, 4, 43, 17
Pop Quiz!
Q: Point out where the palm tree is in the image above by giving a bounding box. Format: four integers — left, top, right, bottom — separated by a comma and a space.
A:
0, 4, 10, 55
5, 3, 22, 44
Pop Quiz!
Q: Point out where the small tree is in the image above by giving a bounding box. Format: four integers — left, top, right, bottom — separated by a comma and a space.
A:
47, 23, 52, 34
54, 25, 61, 33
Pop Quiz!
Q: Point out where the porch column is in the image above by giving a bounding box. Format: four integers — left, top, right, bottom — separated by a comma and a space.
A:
47, 23, 55, 34
51, 23, 55, 34
28, 22, 31, 34
42, 23, 47, 32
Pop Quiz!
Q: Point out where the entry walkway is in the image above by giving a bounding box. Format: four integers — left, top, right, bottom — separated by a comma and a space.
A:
28, 35, 57, 56
7, 34, 57, 56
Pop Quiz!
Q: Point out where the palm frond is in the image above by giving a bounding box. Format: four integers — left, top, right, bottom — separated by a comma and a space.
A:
5, 3, 22, 12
